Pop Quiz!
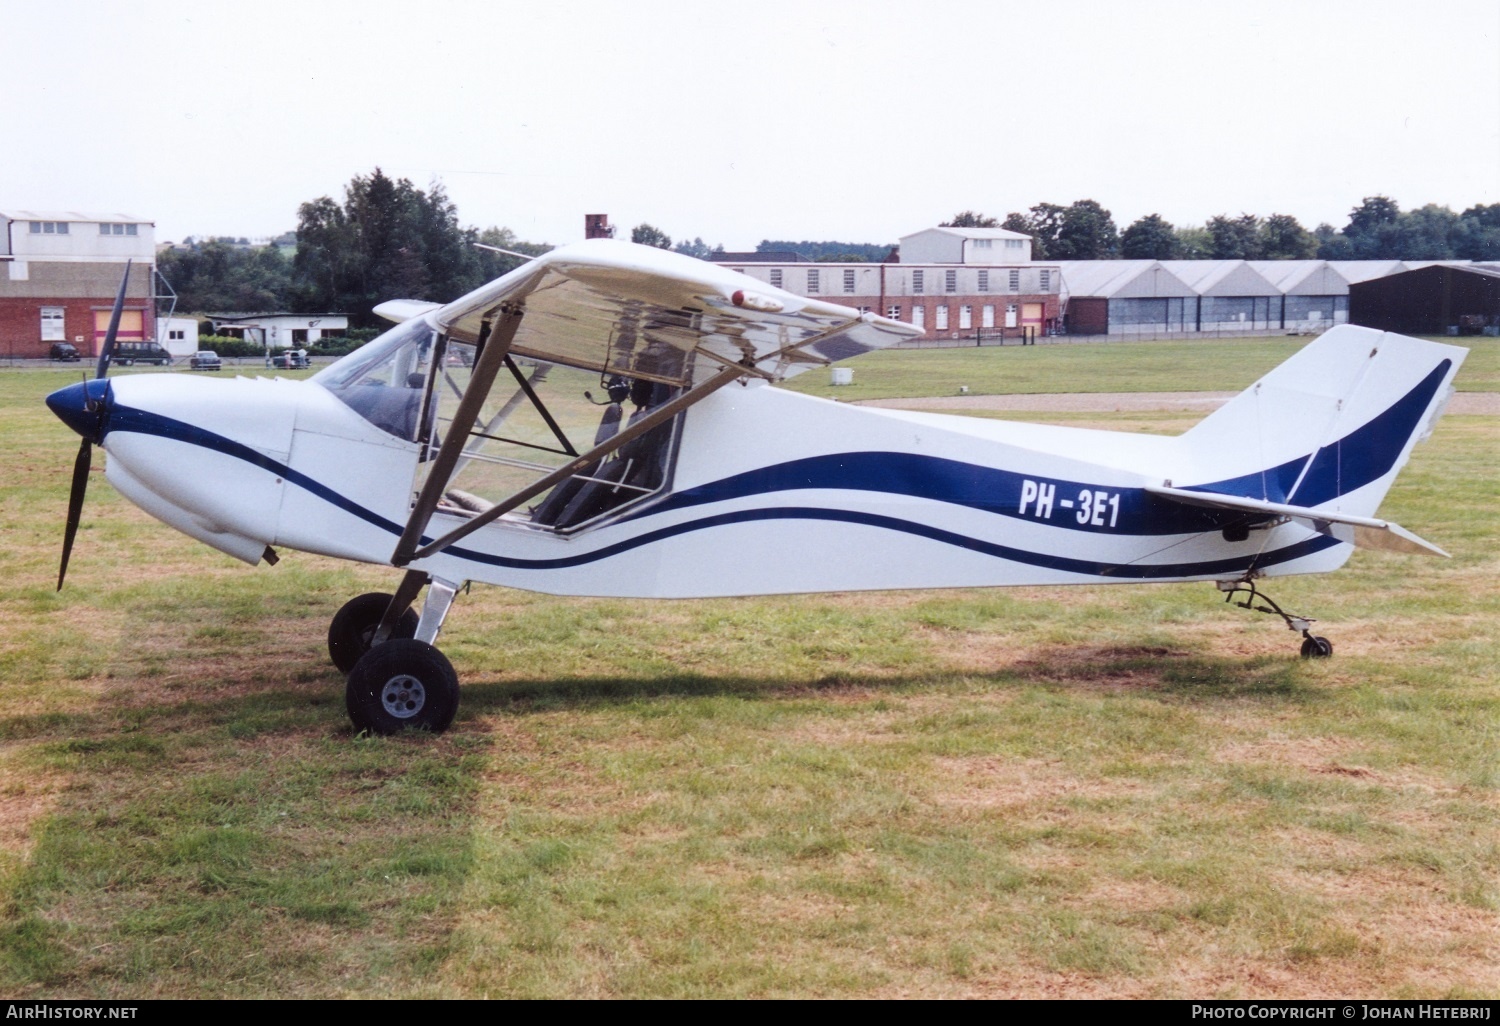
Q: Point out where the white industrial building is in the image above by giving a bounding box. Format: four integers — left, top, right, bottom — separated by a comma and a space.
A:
1, 210, 157, 358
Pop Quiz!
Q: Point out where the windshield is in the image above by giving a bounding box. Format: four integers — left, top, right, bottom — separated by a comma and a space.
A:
313, 318, 436, 439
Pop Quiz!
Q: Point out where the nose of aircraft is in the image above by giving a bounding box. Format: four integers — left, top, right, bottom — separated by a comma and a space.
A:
45, 379, 110, 441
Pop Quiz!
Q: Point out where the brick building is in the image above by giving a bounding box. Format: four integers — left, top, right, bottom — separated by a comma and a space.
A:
0, 210, 156, 359
716, 226, 1061, 341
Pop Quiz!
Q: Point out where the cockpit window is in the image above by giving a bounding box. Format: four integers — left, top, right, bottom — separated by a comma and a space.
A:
313, 319, 436, 439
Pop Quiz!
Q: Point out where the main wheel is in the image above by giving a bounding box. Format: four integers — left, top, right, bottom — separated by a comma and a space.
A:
1300, 635, 1334, 659
328, 592, 419, 673
345, 639, 459, 735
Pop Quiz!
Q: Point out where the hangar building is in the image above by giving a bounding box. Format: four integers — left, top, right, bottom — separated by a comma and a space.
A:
1348, 264, 1500, 335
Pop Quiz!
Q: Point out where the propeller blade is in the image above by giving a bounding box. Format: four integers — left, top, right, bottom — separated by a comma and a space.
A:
58, 438, 93, 591
95, 259, 133, 380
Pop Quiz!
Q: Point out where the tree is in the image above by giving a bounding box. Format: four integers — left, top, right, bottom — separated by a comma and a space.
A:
1053, 200, 1119, 259
156, 237, 295, 312
1314, 223, 1351, 260
292, 168, 539, 326
1396, 204, 1461, 260
1120, 214, 1179, 259
631, 223, 672, 249
756, 240, 891, 262
940, 211, 1000, 228
1457, 204, 1500, 260
1206, 214, 1263, 260
1340, 196, 1404, 258
1174, 226, 1214, 259
1004, 203, 1065, 259
1256, 214, 1318, 259
672, 237, 718, 259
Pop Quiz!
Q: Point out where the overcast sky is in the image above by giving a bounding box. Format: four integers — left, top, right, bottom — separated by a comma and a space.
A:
6, 0, 1497, 249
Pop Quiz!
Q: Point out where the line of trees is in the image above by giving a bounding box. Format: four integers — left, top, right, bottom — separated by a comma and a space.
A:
157, 169, 552, 326
946, 198, 1500, 262
162, 179, 1500, 329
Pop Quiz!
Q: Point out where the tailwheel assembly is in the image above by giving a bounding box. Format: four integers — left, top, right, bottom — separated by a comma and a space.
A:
1216, 578, 1332, 658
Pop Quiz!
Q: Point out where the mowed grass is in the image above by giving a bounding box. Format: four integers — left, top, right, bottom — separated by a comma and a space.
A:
0, 346, 1496, 998
782, 333, 1500, 401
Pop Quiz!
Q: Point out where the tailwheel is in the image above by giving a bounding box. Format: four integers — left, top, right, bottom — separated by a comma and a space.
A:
328, 592, 419, 673
1300, 635, 1334, 659
346, 639, 459, 735
1216, 579, 1333, 658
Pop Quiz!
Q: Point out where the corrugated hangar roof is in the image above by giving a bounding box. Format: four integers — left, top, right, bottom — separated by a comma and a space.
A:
1057, 260, 1196, 298
1159, 260, 1277, 295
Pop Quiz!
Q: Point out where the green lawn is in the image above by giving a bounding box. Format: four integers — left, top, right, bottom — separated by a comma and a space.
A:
781, 334, 1500, 402
0, 359, 1495, 998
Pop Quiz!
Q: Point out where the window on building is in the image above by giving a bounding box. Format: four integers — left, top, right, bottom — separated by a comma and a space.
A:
843, 268, 855, 293
98, 223, 138, 236
959, 305, 972, 329
977, 270, 989, 292
1039, 270, 1051, 291
913, 305, 925, 330
30, 221, 69, 235
1005, 239, 1024, 251
935, 306, 949, 330
973, 238, 992, 249
769, 269, 782, 288
856, 306, 871, 314
40, 307, 65, 341
945, 269, 957, 293
807, 269, 820, 293
912, 270, 924, 294
1005, 304, 1018, 328
886, 305, 901, 320
982, 305, 995, 328
168, 329, 186, 341
1009, 269, 1020, 291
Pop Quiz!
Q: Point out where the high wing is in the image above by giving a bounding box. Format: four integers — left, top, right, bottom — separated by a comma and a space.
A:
1145, 484, 1450, 557
433, 239, 915, 386
390, 240, 919, 565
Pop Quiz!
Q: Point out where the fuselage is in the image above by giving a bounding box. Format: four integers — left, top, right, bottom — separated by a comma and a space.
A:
46, 368, 1349, 598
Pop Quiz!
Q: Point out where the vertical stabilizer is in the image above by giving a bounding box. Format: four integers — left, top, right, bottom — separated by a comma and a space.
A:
1176, 325, 1465, 518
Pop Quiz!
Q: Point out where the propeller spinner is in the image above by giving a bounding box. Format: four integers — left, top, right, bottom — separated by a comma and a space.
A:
48, 260, 132, 590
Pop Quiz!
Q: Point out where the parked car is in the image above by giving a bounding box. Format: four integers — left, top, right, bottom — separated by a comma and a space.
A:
114, 341, 172, 366
190, 351, 222, 371
270, 350, 308, 370
49, 342, 81, 362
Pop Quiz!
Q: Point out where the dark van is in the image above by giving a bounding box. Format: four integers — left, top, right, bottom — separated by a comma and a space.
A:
114, 341, 172, 366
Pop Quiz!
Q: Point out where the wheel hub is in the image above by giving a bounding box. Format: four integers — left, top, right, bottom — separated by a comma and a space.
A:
380, 673, 427, 718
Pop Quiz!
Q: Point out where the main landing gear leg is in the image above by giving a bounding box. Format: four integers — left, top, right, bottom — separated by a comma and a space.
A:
340, 575, 467, 735
1216, 579, 1333, 659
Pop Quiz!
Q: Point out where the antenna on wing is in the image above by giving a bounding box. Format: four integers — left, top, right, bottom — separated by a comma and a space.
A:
473, 243, 540, 261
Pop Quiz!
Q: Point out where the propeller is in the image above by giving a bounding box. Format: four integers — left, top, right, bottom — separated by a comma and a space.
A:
55, 260, 132, 590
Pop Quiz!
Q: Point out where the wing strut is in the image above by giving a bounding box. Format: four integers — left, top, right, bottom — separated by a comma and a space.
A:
393, 363, 746, 566
392, 303, 525, 567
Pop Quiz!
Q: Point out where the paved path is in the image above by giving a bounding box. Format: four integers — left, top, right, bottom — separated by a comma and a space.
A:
857, 391, 1499, 415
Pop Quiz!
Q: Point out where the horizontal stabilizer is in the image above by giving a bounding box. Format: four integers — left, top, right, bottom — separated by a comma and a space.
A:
1146, 484, 1449, 557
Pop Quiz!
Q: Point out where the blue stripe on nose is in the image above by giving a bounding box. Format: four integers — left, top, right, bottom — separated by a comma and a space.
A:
45, 379, 110, 441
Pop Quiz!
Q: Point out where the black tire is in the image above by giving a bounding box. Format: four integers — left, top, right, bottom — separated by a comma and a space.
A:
328, 592, 419, 673
1300, 635, 1333, 659
346, 639, 459, 735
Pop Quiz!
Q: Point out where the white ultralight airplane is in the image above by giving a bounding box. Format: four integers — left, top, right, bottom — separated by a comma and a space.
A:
48, 241, 1467, 734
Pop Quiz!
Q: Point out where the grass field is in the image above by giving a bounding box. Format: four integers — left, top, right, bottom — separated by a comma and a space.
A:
0, 340, 1496, 998
782, 334, 1500, 401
